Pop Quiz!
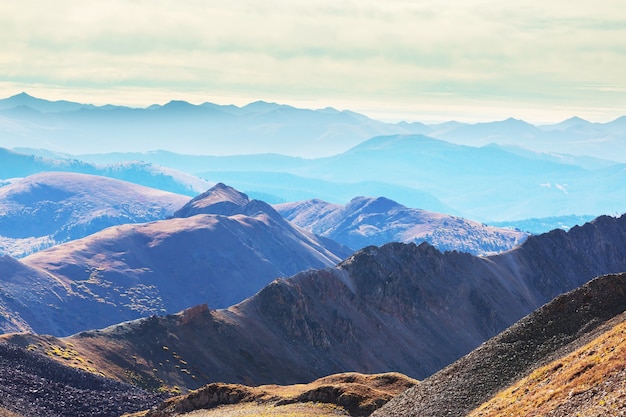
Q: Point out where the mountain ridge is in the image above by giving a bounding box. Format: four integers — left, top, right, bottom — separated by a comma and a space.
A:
6, 213, 625, 392
0, 184, 350, 335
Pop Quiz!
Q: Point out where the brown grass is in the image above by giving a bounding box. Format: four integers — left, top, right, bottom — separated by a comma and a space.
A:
0, 407, 24, 417
165, 402, 349, 417
127, 372, 418, 417
468, 318, 626, 417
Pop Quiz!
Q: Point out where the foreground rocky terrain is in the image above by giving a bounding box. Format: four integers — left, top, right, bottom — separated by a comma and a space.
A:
5, 214, 626, 394
372, 272, 626, 416
0, 342, 163, 417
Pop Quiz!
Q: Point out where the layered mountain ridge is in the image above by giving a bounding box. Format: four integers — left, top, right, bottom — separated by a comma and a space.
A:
0, 183, 350, 335
8, 213, 625, 393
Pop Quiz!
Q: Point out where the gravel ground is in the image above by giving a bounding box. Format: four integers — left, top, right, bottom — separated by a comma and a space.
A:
0, 342, 165, 417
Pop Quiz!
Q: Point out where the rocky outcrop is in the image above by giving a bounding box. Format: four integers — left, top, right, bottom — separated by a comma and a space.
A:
372, 273, 626, 417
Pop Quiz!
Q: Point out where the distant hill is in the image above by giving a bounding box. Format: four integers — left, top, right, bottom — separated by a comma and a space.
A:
0, 147, 211, 197
275, 196, 528, 255
0, 184, 350, 335
11, 133, 626, 226
372, 272, 626, 417
427, 116, 626, 163
92, 134, 625, 224
8, 214, 626, 392
0, 172, 190, 257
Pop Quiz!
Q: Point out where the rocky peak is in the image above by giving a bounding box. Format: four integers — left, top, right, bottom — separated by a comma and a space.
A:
172, 183, 250, 217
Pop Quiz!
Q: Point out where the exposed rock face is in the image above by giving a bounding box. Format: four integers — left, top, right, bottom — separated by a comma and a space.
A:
0, 184, 351, 336
275, 196, 528, 255
0, 172, 189, 257
19, 214, 626, 392
0, 342, 163, 417
372, 272, 626, 417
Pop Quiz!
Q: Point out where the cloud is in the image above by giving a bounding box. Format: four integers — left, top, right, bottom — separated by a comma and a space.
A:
1, 0, 625, 122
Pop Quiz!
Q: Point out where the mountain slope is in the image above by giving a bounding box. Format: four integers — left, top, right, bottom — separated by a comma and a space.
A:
0, 147, 211, 197
0, 184, 350, 335
0, 172, 190, 257
275, 196, 528, 255
372, 272, 626, 417
11, 214, 626, 392
0, 341, 163, 417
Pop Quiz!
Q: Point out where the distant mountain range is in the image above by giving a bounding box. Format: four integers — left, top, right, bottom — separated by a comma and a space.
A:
275, 196, 528, 255
7, 134, 626, 226
0, 92, 411, 157
1, 93, 625, 162
7, 213, 624, 392
0, 184, 350, 335
2, 93, 625, 225
0, 172, 190, 257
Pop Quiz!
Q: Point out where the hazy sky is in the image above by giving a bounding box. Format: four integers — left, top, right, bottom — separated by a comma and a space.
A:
1, 1, 624, 122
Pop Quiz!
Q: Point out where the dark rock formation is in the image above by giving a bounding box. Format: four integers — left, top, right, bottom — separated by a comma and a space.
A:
372, 272, 626, 417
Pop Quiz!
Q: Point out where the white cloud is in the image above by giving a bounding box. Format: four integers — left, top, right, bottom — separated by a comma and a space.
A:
1, 0, 625, 122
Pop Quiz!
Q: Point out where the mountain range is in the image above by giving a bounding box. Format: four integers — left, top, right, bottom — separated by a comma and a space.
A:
8, 135, 626, 227
3, 93, 626, 226
6, 213, 625, 394
275, 196, 528, 255
0, 92, 409, 157
0, 183, 349, 335
2, 93, 625, 162
0, 172, 190, 257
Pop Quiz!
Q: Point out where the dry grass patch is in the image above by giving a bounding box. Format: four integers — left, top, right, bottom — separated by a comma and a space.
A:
468, 318, 626, 417
127, 372, 417, 417
0, 407, 24, 417
174, 402, 348, 416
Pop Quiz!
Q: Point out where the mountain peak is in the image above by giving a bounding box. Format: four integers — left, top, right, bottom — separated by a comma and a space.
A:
173, 183, 250, 217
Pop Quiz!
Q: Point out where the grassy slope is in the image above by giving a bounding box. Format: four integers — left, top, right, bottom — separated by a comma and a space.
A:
468, 315, 626, 416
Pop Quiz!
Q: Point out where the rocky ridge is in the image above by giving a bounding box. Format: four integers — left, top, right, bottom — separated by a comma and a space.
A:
372, 272, 626, 417
0, 183, 350, 335
5, 214, 626, 393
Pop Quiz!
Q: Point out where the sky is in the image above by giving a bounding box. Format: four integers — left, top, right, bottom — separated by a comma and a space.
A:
1, 0, 625, 123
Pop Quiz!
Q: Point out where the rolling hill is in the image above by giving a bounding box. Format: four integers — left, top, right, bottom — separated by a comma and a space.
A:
0, 184, 350, 335
275, 196, 528, 255
0, 172, 190, 257
0, 147, 211, 197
